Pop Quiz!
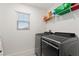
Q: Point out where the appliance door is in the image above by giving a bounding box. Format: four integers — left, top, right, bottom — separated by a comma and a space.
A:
42, 39, 59, 56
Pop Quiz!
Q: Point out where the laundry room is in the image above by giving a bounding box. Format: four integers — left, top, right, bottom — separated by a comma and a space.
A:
0, 2, 79, 56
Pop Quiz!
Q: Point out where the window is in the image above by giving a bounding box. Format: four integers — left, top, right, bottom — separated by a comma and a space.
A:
17, 11, 30, 30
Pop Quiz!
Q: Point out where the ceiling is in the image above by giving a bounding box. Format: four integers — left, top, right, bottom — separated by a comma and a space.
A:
23, 3, 61, 10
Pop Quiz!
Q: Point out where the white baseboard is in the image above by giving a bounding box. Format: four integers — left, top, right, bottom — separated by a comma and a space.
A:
5, 48, 35, 56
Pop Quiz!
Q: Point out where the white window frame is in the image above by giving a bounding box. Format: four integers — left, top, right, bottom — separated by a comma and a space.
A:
16, 11, 30, 30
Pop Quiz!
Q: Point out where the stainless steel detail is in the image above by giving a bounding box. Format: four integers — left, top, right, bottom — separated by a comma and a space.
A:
42, 40, 59, 50
42, 36, 61, 44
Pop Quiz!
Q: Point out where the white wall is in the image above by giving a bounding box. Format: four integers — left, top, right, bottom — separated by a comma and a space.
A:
46, 5, 79, 37
0, 3, 46, 56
